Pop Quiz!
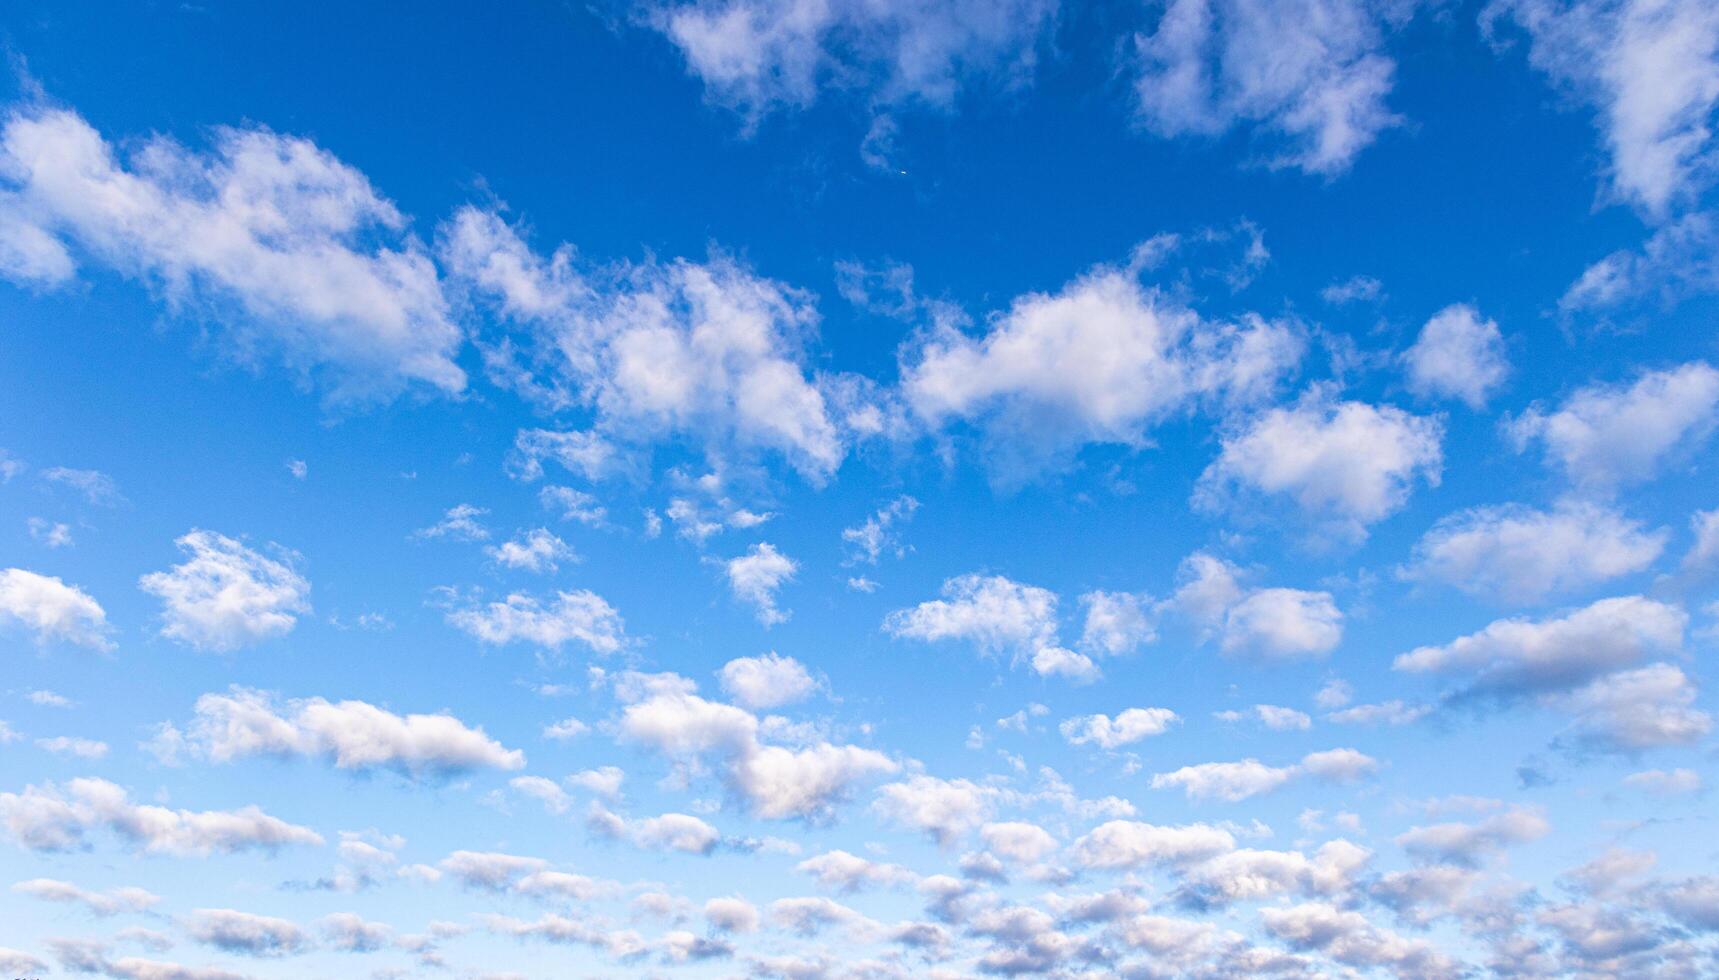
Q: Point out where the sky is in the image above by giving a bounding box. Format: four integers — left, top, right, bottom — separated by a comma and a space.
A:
0, 0, 1718, 977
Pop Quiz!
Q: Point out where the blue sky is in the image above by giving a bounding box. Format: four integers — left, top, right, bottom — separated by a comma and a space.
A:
1, 0, 1718, 977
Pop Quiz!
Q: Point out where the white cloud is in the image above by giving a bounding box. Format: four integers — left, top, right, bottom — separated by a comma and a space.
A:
1260, 901, 1454, 975
1321, 275, 1384, 304
413, 503, 490, 541
1219, 588, 1344, 659
1396, 806, 1550, 865
1197, 391, 1442, 535
12, 878, 160, 916
567, 766, 625, 799
36, 735, 108, 759
725, 543, 798, 625
873, 775, 995, 845
1134, 0, 1408, 174
1029, 645, 1101, 683
841, 495, 918, 564
980, 821, 1060, 864
1684, 507, 1719, 572
901, 260, 1301, 476
0, 567, 112, 649
184, 908, 306, 957
1166, 552, 1344, 658
1624, 767, 1702, 795
1325, 699, 1430, 726
1561, 210, 1719, 313
0, 777, 323, 855
1069, 821, 1236, 870
1486, 0, 1719, 216
1078, 590, 1156, 656
705, 895, 759, 933
27, 518, 72, 548
1393, 595, 1686, 699
886, 573, 1087, 678
0, 105, 463, 397
631, 812, 723, 855
1151, 749, 1378, 801
443, 208, 854, 480
1506, 362, 1719, 491
539, 485, 607, 526
647, 0, 1055, 118
1558, 662, 1712, 750
1059, 708, 1180, 749
542, 717, 589, 740
797, 849, 917, 891
618, 685, 895, 819
1214, 704, 1312, 731
439, 849, 547, 890
177, 686, 525, 776
41, 467, 124, 506
1402, 304, 1510, 408
138, 530, 310, 652
1405, 501, 1666, 604
487, 528, 575, 573
718, 653, 817, 710
320, 912, 392, 953
445, 588, 626, 653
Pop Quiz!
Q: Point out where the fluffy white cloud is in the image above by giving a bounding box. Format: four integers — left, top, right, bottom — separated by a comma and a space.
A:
1260, 901, 1454, 975
1134, 0, 1410, 174
0, 105, 463, 396
1405, 501, 1666, 604
1220, 588, 1344, 659
138, 530, 310, 652
705, 896, 759, 933
718, 652, 817, 709
1507, 362, 1719, 491
1166, 552, 1344, 658
980, 821, 1060, 864
1078, 590, 1156, 656
0, 777, 322, 855
1558, 662, 1712, 750
1393, 595, 1686, 699
445, 588, 626, 653
1059, 708, 1180, 749
1402, 304, 1510, 408
725, 543, 798, 626
1197, 391, 1442, 535
631, 812, 723, 855
1151, 749, 1378, 801
443, 208, 854, 480
873, 775, 995, 845
487, 528, 575, 573
901, 260, 1301, 475
1396, 806, 1550, 865
176, 686, 525, 776
1486, 0, 1719, 216
184, 908, 306, 957
1069, 821, 1236, 870
0, 567, 112, 650
884, 573, 1070, 675
438, 849, 548, 890
647, 0, 1055, 118
12, 878, 160, 916
618, 685, 895, 819
797, 849, 917, 891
